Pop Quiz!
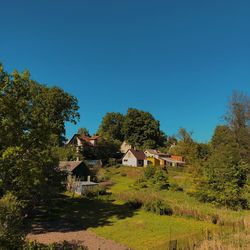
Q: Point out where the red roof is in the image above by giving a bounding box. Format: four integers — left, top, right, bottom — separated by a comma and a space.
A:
129, 149, 146, 160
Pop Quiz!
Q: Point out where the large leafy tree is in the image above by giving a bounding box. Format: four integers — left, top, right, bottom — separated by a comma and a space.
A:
98, 112, 125, 142
197, 125, 248, 209
122, 108, 166, 149
225, 91, 250, 164
0, 64, 79, 203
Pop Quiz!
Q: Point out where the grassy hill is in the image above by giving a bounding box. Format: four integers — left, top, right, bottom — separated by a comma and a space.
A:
88, 165, 250, 249
32, 165, 249, 250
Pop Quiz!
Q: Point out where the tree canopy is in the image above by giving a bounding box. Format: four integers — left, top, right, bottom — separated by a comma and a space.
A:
122, 108, 166, 149
0, 64, 79, 203
98, 112, 124, 142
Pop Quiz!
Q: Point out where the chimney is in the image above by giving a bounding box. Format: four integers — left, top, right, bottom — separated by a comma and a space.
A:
87, 176, 91, 182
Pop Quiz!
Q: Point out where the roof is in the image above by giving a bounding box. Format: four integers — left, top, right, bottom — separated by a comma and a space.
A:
145, 149, 169, 156
128, 149, 146, 160
160, 157, 185, 164
85, 159, 103, 166
80, 181, 98, 186
89, 135, 101, 140
66, 134, 101, 146
59, 161, 83, 172
145, 149, 161, 155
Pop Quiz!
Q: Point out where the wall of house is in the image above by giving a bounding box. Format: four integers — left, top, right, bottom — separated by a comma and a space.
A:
122, 151, 137, 166
147, 157, 160, 166
120, 141, 132, 154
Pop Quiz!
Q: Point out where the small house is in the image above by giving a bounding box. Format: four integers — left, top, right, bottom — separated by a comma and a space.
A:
120, 141, 132, 154
122, 149, 147, 167
59, 161, 90, 178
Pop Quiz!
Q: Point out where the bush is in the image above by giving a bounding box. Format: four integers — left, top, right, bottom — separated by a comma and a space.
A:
126, 198, 143, 209
24, 240, 88, 250
152, 169, 169, 190
0, 193, 25, 249
144, 165, 156, 179
143, 199, 173, 215
84, 186, 107, 198
170, 183, 184, 192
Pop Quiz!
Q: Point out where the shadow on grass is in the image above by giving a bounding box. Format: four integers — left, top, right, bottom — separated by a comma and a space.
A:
30, 194, 136, 234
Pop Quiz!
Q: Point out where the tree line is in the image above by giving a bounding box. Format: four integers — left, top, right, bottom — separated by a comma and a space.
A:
0, 64, 79, 248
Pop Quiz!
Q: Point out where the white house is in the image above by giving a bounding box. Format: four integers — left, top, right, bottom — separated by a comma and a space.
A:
120, 141, 132, 154
122, 149, 147, 167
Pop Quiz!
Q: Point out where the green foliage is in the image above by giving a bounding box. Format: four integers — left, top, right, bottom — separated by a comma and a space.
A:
225, 91, 250, 164
0, 64, 79, 247
84, 186, 108, 198
134, 166, 169, 190
0, 65, 79, 203
81, 138, 121, 162
77, 127, 90, 137
98, 112, 124, 142
24, 241, 88, 250
144, 165, 156, 179
143, 199, 173, 215
0, 193, 24, 249
52, 145, 78, 161
122, 108, 166, 149
197, 125, 248, 209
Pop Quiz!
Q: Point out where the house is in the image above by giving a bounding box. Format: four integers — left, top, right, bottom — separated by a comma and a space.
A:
67, 134, 101, 148
120, 141, 132, 154
122, 149, 147, 167
59, 161, 90, 178
85, 159, 103, 168
144, 149, 185, 167
165, 155, 185, 167
144, 149, 169, 166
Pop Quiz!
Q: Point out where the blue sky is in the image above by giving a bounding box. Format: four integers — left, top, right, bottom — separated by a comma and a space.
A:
1, 0, 250, 142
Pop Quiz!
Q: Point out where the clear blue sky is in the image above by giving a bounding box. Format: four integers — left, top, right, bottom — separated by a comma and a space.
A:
1, 0, 250, 142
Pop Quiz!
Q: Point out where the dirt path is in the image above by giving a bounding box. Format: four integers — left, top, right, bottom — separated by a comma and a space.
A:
27, 230, 130, 250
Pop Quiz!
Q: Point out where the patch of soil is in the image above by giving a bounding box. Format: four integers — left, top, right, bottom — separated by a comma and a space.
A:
27, 230, 130, 250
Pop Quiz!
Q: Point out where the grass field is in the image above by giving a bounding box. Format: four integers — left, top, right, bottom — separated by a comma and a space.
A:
32, 165, 249, 250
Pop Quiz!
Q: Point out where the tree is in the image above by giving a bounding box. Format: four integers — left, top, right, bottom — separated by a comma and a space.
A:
80, 138, 121, 163
0, 64, 79, 203
0, 193, 24, 249
169, 128, 199, 166
77, 127, 90, 136
122, 108, 165, 149
197, 125, 248, 209
225, 91, 250, 164
98, 112, 124, 142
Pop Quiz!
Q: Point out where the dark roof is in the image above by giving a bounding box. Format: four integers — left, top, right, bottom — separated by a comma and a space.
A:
59, 161, 83, 172
129, 149, 146, 160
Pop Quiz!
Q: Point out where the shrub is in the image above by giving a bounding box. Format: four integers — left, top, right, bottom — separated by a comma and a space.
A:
24, 240, 88, 250
84, 186, 107, 198
152, 169, 169, 190
170, 183, 184, 192
0, 193, 25, 249
126, 198, 143, 209
144, 165, 156, 179
143, 199, 173, 215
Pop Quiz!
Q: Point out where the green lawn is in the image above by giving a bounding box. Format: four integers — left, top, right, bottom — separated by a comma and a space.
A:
91, 207, 216, 250
31, 166, 249, 250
